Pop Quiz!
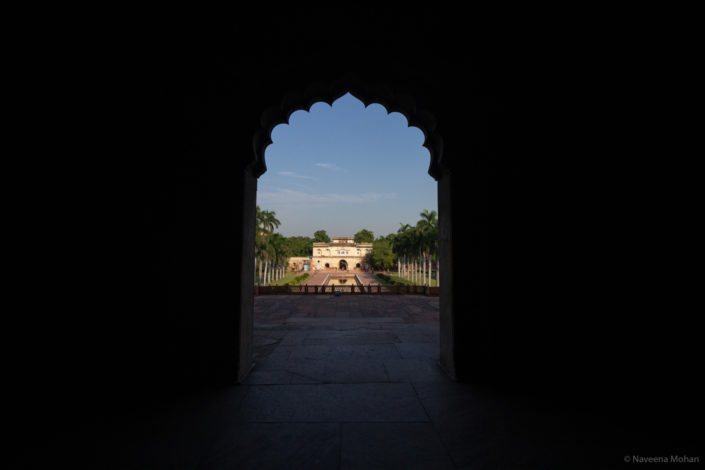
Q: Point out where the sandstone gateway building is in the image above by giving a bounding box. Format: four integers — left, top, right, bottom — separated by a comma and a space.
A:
313, 236, 372, 271
289, 237, 372, 272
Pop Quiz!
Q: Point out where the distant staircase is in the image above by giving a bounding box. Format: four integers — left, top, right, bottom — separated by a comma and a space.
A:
355, 272, 380, 286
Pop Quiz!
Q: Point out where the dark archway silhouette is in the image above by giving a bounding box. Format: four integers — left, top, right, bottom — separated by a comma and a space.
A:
16, 15, 701, 467
339, 259, 348, 270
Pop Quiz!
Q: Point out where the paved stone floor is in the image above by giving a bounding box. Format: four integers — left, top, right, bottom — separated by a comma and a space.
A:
18, 295, 694, 468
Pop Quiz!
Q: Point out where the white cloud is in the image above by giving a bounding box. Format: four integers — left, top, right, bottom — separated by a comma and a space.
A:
257, 188, 396, 206
277, 171, 317, 180
314, 162, 346, 172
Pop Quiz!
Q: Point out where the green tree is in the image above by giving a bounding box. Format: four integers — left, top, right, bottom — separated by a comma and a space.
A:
416, 209, 438, 287
283, 236, 313, 257
254, 206, 281, 285
366, 238, 396, 271
378, 233, 396, 246
313, 230, 330, 243
394, 223, 415, 283
354, 229, 374, 243
258, 208, 281, 235
392, 214, 437, 286
269, 233, 290, 283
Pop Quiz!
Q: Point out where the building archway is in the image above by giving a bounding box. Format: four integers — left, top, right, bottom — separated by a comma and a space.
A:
339, 259, 348, 271
241, 80, 458, 383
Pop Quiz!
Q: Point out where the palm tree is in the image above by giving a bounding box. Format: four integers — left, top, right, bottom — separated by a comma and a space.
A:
269, 233, 289, 284
254, 206, 281, 285
260, 209, 281, 235
403, 223, 420, 285
391, 212, 439, 287
417, 209, 438, 287
395, 223, 413, 282
414, 222, 423, 285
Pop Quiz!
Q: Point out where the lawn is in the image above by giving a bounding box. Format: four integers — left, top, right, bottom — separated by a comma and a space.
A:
268, 272, 310, 286
375, 272, 438, 287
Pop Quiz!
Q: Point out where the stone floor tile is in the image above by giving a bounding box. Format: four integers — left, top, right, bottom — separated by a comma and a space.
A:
287, 343, 402, 361
394, 342, 440, 360
383, 359, 447, 382
302, 330, 399, 345
238, 383, 429, 422
201, 423, 340, 470
411, 382, 513, 467
276, 330, 310, 346
244, 368, 294, 385
341, 422, 454, 470
394, 334, 438, 344
285, 359, 390, 384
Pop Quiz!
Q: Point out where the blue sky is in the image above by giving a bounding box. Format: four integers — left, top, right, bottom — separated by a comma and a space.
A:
257, 93, 437, 238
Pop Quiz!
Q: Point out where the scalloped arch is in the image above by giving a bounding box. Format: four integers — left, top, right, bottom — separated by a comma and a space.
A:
251, 80, 443, 180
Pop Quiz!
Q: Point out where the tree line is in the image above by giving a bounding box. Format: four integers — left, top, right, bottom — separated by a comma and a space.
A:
364, 209, 439, 287
254, 208, 338, 285
255, 206, 438, 286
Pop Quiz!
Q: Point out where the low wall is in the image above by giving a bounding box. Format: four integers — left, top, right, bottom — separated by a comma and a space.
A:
255, 284, 439, 296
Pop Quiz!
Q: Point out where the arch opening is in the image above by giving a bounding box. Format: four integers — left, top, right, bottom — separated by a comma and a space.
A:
252, 84, 445, 179
243, 83, 453, 383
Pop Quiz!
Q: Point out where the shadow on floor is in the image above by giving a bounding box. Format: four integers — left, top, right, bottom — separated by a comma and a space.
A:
15, 296, 700, 469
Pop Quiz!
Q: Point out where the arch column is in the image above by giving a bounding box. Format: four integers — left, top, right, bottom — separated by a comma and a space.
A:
236, 167, 257, 382
438, 170, 456, 379
436, 96, 494, 383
